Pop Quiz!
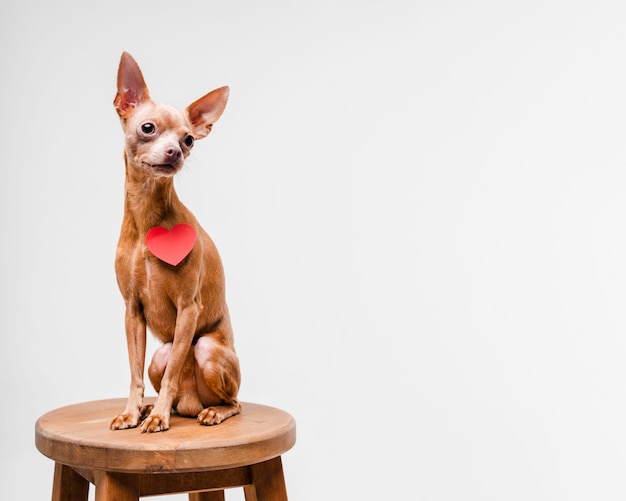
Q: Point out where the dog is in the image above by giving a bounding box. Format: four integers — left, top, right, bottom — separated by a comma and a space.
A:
109, 51, 241, 433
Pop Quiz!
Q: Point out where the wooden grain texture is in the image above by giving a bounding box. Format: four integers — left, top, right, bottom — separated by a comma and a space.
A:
94, 471, 140, 501
135, 466, 250, 495
36, 399, 295, 500
189, 490, 225, 501
247, 457, 288, 501
51, 462, 89, 501
35, 398, 296, 473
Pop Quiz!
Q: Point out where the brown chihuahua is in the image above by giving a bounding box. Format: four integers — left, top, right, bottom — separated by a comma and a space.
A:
110, 52, 241, 433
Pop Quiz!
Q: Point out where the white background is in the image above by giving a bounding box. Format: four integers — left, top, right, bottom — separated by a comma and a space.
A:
2, 1, 626, 500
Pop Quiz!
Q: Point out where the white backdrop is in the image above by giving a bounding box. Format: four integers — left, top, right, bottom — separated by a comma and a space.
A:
1, 1, 626, 500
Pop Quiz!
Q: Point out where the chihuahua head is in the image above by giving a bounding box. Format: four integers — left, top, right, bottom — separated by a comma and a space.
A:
114, 51, 229, 178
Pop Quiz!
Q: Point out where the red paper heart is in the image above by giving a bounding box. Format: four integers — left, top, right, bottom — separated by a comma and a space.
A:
146, 224, 197, 266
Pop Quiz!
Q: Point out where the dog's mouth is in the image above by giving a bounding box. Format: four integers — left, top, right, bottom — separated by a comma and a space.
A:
143, 162, 179, 175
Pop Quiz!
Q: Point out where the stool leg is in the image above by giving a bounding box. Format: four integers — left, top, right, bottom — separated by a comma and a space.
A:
51, 463, 89, 501
243, 485, 258, 501
94, 472, 140, 501
190, 490, 225, 501
245, 457, 288, 501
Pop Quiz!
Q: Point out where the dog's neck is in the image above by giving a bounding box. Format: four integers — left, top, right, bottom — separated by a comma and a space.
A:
122, 156, 184, 236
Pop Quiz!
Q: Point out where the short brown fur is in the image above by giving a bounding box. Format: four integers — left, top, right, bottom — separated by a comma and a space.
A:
110, 52, 240, 433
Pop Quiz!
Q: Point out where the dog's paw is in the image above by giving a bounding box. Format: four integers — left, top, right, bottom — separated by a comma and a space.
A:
198, 403, 241, 426
197, 407, 225, 426
110, 413, 139, 430
140, 414, 169, 433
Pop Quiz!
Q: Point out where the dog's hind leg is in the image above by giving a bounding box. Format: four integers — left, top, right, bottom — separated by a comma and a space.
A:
147, 342, 171, 394
148, 342, 203, 417
194, 334, 241, 425
176, 349, 204, 417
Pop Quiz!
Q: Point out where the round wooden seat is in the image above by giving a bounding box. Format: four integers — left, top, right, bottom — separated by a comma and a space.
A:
35, 398, 296, 501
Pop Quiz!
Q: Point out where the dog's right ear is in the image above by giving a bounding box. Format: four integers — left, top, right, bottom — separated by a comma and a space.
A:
114, 51, 150, 119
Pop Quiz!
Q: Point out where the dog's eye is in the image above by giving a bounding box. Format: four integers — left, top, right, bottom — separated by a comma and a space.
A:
141, 123, 156, 134
183, 135, 194, 148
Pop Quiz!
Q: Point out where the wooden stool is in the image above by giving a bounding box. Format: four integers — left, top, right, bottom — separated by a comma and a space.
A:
35, 398, 296, 500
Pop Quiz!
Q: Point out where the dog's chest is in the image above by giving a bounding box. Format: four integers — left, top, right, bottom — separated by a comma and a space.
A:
140, 257, 179, 336
118, 246, 197, 339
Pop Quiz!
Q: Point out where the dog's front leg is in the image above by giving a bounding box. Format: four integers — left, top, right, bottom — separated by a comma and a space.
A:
140, 303, 199, 433
110, 304, 147, 430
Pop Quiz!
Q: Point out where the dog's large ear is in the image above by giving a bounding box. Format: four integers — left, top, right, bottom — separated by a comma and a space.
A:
185, 86, 229, 139
114, 51, 150, 119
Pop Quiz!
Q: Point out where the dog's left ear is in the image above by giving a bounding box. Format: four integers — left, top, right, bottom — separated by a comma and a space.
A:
185, 86, 229, 139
